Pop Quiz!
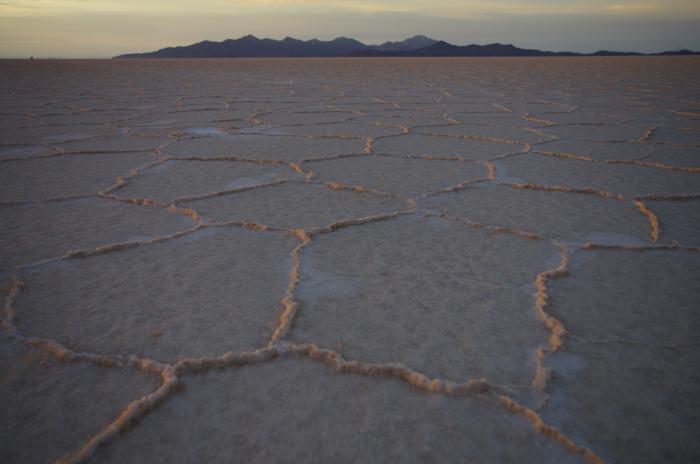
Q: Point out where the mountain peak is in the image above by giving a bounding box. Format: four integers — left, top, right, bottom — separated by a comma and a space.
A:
113, 35, 700, 59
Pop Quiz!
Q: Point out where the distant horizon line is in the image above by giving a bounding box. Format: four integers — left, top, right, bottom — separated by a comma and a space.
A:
3, 34, 699, 59
111, 34, 700, 59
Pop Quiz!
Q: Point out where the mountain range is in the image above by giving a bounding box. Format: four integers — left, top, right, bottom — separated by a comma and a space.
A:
115, 35, 699, 58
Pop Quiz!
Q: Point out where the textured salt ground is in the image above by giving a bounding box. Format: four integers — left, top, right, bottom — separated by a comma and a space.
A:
535, 140, 654, 161
12, 227, 298, 361
527, 112, 631, 125
259, 110, 356, 125
114, 159, 304, 203
648, 200, 700, 246
303, 155, 488, 196
0, 124, 117, 146
651, 127, 700, 146
542, 250, 700, 464
414, 124, 553, 144
373, 133, 523, 160
30, 111, 136, 127
0, 335, 159, 464
0, 57, 699, 463
356, 115, 457, 128
0, 152, 157, 203
419, 183, 649, 245
0, 145, 57, 159
639, 145, 700, 169
122, 110, 246, 128
496, 153, 700, 198
53, 135, 168, 153
91, 357, 580, 464
539, 120, 647, 137
449, 115, 545, 128
182, 182, 408, 229
162, 134, 365, 161
290, 214, 558, 395
260, 122, 402, 138
0, 198, 195, 269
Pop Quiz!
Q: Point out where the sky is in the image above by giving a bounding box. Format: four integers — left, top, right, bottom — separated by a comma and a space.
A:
1, 0, 699, 58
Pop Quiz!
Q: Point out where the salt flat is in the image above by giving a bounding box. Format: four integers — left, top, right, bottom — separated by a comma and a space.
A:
1, 57, 699, 463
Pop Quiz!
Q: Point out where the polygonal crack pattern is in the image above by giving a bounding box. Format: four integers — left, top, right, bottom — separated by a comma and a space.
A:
542, 251, 700, 463
92, 357, 581, 464
12, 227, 298, 361
1, 57, 698, 463
180, 182, 409, 230
290, 214, 558, 394
0, 335, 159, 464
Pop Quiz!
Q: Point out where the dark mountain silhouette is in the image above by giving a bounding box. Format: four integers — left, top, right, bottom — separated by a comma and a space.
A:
115, 35, 700, 58
371, 35, 438, 52
353, 41, 576, 57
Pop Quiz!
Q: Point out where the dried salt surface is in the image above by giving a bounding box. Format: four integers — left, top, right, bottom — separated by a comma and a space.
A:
53, 134, 168, 153
0, 124, 117, 146
639, 145, 700, 169
259, 110, 355, 125
359, 115, 454, 128
92, 357, 579, 464
0, 335, 158, 464
304, 155, 488, 196
535, 140, 653, 161
12, 227, 298, 360
647, 200, 700, 247
33, 111, 135, 127
262, 122, 402, 137
114, 159, 304, 203
1, 57, 699, 463
496, 153, 700, 198
290, 214, 557, 391
539, 123, 650, 142
181, 182, 408, 229
415, 123, 552, 144
373, 133, 522, 160
527, 112, 630, 125
123, 110, 245, 128
542, 251, 700, 463
0, 144, 56, 160
0, 152, 157, 203
420, 183, 649, 245
0, 198, 196, 268
650, 127, 700, 146
162, 134, 364, 161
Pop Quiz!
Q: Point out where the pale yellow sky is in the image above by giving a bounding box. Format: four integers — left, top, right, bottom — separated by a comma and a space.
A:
1, 0, 699, 57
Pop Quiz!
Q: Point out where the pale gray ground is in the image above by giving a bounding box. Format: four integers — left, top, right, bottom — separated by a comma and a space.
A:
0, 57, 699, 463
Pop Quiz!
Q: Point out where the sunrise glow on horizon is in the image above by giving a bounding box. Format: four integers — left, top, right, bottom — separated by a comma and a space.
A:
1, 0, 700, 58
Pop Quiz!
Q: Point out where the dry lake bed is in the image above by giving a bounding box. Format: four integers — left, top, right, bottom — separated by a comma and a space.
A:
1, 57, 699, 463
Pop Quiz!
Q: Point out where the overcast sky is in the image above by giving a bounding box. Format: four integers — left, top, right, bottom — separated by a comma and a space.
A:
1, 0, 699, 57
